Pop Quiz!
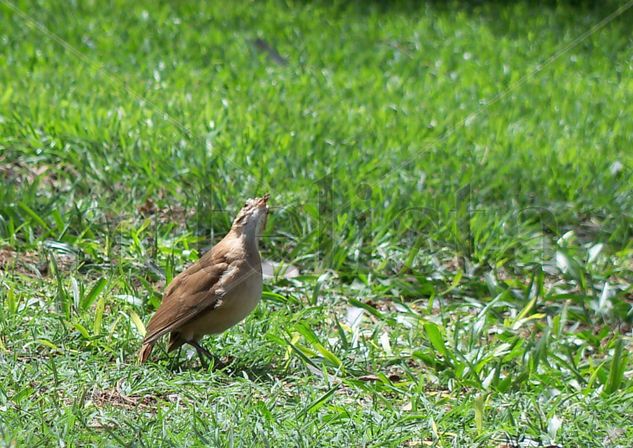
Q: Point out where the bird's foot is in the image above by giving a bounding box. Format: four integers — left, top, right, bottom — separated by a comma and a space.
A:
189, 341, 225, 370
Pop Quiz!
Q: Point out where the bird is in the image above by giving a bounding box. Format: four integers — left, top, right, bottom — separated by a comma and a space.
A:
138, 194, 270, 366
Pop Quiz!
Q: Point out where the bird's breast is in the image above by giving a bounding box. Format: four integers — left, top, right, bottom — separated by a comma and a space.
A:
179, 268, 263, 339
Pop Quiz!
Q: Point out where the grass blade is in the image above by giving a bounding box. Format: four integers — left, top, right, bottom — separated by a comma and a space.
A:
605, 338, 627, 395
81, 278, 108, 311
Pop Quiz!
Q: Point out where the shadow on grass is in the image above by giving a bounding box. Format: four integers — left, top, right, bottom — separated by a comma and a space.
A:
289, 0, 632, 40
300, 0, 624, 14
164, 352, 286, 382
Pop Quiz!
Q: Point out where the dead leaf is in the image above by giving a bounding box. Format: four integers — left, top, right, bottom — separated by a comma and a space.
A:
358, 374, 380, 382
0, 247, 44, 276
262, 259, 300, 280
253, 38, 288, 65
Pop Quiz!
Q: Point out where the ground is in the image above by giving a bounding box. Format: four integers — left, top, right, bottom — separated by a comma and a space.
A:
1, 0, 632, 446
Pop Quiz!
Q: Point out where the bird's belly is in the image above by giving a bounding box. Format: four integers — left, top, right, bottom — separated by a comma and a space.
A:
179, 273, 262, 339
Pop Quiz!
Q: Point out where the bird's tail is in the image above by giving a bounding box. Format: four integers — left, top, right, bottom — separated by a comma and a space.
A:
138, 342, 154, 363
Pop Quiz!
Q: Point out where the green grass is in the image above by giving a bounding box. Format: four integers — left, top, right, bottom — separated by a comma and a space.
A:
1, 0, 632, 445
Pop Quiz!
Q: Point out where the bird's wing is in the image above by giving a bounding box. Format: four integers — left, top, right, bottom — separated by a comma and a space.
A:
141, 248, 239, 345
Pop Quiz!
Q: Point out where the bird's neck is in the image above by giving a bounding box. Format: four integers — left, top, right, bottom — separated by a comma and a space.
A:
228, 225, 259, 252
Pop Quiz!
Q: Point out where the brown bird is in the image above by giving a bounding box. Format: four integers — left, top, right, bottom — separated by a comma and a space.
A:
138, 194, 270, 365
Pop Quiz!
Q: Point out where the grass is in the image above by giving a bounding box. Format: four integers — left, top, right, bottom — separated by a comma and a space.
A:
1, 0, 632, 445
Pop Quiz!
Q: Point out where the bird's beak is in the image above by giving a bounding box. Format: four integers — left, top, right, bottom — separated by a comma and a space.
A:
258, 193, 270, 207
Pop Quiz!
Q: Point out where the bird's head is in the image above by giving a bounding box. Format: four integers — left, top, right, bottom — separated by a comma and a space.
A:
232, 193, 270, 237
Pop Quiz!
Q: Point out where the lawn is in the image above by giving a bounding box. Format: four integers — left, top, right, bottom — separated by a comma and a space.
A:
1, 0, 632, 446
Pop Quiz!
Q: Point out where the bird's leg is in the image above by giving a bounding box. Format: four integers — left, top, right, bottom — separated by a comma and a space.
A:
169, 346, 183, 371
189, 341, 214, 369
